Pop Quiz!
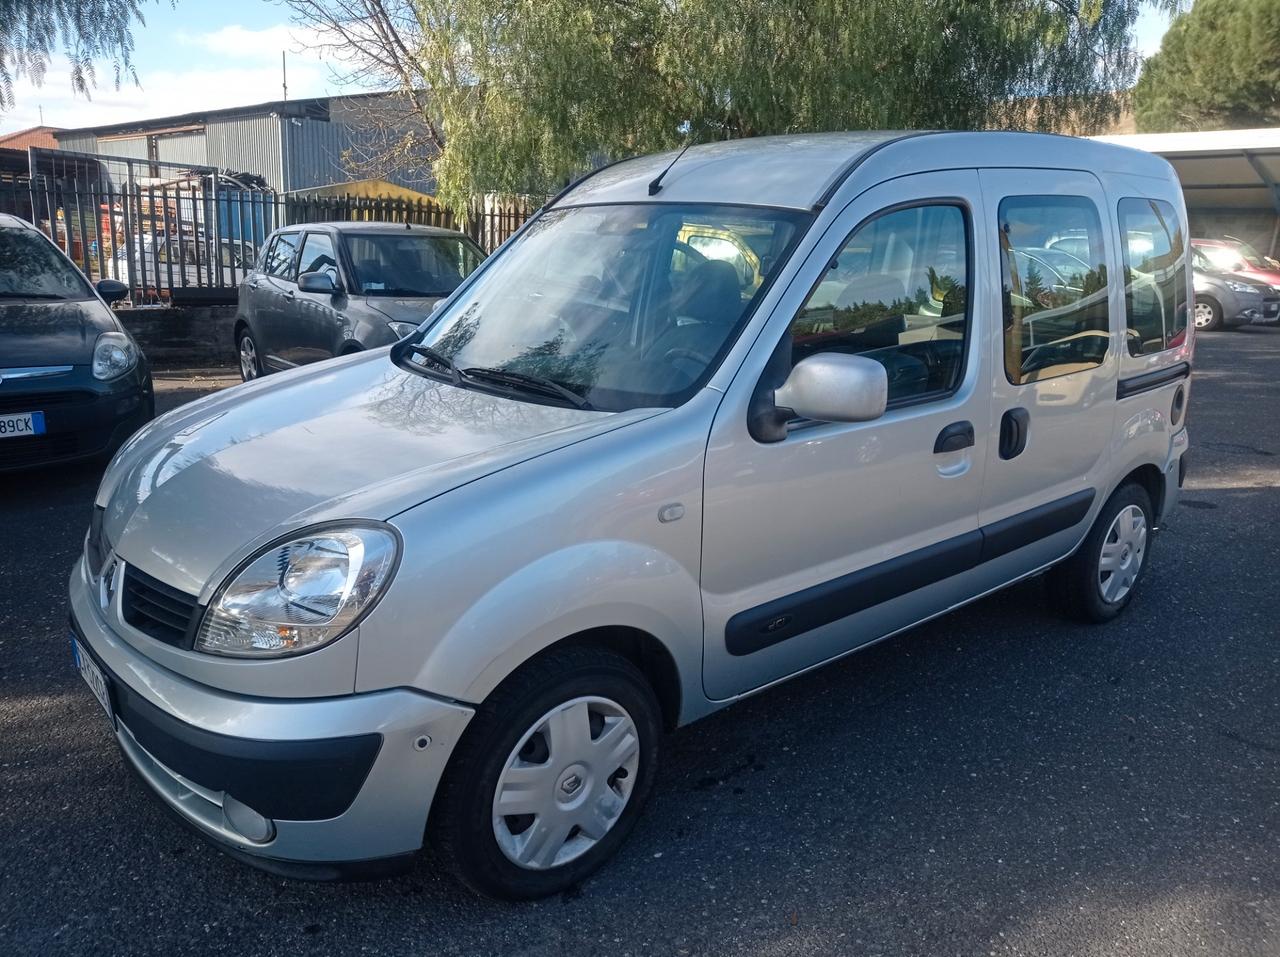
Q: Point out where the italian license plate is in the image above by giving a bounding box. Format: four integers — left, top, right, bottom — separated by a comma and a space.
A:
71, 638, 112, 719
0, 411, 45, 439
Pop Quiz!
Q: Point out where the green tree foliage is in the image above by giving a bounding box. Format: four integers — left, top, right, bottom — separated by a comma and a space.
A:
412, 0, 1181, 210
0, 0, 150, 111
1134, 0, 1280, 131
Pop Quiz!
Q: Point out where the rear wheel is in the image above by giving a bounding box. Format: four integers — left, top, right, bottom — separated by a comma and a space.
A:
1047, 482, 1153, 623
1193, 297, 1223, 331
429, 647, 661, 900
237, 327, 263, 381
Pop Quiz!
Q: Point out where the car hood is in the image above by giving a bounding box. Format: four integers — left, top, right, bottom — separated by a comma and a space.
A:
365, 296, 446, 325
0, 298, 117, 366
98, 352, 659, 597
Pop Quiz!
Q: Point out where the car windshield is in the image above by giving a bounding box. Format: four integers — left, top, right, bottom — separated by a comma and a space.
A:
345, 233, 484, 297
0, 226, 93, 300
413, 203, 809, 412
1201, 242, 1268, 272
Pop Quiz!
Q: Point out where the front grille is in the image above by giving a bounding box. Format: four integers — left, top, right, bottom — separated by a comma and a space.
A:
0, 433, 77, 468
0, 391, 92, 414
122, 565, 199, 647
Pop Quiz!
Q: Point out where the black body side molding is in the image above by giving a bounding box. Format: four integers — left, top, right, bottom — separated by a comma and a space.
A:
1116, 361, 1191, 400
725, 488, 1096, 656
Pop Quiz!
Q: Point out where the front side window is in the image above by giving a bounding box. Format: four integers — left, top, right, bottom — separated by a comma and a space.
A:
1118, 197, 1187, 355
264, 233, 300, 279
999, 196, 1109, 385
298, 233, 340, 282
788, 204, 970, 404
345, 233, 484, 297
417, 204, 807, 411
0, 226, 93, 300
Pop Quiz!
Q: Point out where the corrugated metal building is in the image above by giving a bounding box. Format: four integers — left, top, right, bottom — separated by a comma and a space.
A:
53, 94, 436, 193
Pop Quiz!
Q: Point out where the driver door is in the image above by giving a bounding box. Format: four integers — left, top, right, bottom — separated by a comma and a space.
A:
701, 170, 993, 700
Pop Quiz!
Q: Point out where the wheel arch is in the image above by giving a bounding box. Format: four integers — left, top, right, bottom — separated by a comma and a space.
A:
1117, 462, 1166, 524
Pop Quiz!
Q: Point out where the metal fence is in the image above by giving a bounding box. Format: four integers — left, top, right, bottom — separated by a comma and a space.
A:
0, 175, 534, 306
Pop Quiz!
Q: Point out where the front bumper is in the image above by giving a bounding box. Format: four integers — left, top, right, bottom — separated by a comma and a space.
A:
69, 561, 475, 874
0, 364, 153, 471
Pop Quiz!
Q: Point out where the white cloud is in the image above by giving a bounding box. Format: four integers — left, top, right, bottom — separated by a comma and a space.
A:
0, 23, 358, 134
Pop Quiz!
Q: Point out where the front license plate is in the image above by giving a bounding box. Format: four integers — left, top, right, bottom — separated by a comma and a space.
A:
0, 411, 45, 439
71, 638, 112, 719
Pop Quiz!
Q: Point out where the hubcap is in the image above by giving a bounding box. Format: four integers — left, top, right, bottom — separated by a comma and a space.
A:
239, 336, 258, 380
1098, 504, 1147, 603
492, 696, 640, 871
1193, 301, 1214, 328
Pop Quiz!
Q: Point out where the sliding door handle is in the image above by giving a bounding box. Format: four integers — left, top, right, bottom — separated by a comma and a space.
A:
1000, 407, 1031, 460
934, 420, 975, 454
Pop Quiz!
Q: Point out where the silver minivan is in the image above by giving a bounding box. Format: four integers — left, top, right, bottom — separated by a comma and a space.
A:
69, 132, 1192, 899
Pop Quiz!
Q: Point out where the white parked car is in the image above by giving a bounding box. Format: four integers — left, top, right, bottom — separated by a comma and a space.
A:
70, 132, 1192, 898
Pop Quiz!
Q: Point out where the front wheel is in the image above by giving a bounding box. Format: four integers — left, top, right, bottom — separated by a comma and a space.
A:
1193, 297, 1223, 331
1047, 482, 1153, 623
429, 647, 661, 899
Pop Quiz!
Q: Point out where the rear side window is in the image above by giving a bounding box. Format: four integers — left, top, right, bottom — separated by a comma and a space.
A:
788, 204, 970, 405
1117, 198, 1188, 355
999, 196, 1109, 385
298, 233, 340, 282
263, 233, 300, 279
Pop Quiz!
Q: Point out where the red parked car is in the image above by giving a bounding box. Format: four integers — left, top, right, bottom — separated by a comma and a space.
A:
1191, 237, 1280, 290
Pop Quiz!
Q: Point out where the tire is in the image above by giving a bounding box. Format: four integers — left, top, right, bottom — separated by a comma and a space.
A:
429, 646, 661, 900
1046, 482, 1153, 624
1193, 297, 1222, 331
237, 326, 263, 381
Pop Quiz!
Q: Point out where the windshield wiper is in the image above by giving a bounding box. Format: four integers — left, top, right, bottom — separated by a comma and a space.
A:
461, 367, 593, 410
0, 292, 68, 300
403, 342, 462, 385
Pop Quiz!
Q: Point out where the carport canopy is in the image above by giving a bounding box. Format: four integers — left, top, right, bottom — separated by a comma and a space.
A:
1095, 128, 1280, 211
1093, 129, 1280, 253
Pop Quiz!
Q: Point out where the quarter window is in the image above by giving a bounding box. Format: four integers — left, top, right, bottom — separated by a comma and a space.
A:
1118, 198, 1188, 354
788, 204, 970, 404
999, 196, 1110, 385
263, 233, 300, 280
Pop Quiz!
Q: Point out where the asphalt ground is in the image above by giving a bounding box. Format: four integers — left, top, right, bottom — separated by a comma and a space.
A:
1, 334, 1277, 956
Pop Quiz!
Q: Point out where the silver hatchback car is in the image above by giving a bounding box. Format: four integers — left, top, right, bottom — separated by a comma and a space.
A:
70, 132, 1192, 899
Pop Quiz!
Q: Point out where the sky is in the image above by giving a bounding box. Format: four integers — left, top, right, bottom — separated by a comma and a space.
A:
0, 1, 1176, 137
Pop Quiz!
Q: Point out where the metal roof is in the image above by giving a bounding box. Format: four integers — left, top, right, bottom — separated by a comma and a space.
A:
56, 92, 404, 139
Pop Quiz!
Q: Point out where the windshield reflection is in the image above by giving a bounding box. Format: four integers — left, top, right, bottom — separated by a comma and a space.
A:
414, 204, 809, 412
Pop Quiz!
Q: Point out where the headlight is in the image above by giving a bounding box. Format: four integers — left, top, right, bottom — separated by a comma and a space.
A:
92, 331, 138, 380
195, 524, 399, 658
1225, 280, 1258, 295
387, 320, 420, 339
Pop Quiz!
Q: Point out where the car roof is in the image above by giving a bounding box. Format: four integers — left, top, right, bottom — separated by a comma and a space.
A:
0, 213, 36, 230
554, 131, 1178, 211
277, 221, 470, 239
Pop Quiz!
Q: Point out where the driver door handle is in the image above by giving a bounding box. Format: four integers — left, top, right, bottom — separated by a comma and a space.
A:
934, 420, 975, 454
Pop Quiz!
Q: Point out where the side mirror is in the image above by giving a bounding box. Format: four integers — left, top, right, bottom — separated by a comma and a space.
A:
298, 271, 340, 295
96, 278, 128, 304
751, 352, 887, 442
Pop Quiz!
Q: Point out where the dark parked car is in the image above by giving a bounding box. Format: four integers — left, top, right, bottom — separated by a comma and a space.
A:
1191, 245, 1280, 330
0, 214, 153, 471
234, 222, 486, 380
